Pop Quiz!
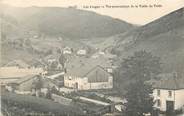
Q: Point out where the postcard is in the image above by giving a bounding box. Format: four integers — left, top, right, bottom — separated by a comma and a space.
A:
1, 0, 184, 115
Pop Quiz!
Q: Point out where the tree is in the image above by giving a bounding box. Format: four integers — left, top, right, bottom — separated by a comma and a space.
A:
45, 88, 52, 99
120, 50, 161, 82
124, 81, 154, 116
120, 51, 162, 116
59, 53, 67, 70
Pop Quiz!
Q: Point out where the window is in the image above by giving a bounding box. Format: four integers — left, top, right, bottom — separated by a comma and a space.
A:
168, 91, 172, 97
157, 90, 160, 96
68, 76, 72, 80
157, 99, 161, 107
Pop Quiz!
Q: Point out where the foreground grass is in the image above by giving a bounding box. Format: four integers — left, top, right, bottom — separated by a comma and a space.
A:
1, 92, 84, 116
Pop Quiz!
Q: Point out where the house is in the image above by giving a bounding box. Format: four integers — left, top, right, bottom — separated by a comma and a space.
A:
77, 49, 87, 56
6, 75, 39, 93
0, 67, 46, 86
4, 60, 30, 68
153, 73, 184, 113
6, 74, 61, 95
63, 47, 72, 54
64, 65, 113, 90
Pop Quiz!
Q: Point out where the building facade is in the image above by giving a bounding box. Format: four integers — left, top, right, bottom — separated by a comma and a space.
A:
153, 73, 184, 113
64, 66, 113, 90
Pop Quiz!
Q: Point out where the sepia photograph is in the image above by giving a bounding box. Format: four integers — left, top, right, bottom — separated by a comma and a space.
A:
0, 0, 184, 116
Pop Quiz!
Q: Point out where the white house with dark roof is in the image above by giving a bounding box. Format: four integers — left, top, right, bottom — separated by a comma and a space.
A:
64, 65, 113, 90
77, 49, 87, 56
153, 73, 184, 113
63, 46, 72, 54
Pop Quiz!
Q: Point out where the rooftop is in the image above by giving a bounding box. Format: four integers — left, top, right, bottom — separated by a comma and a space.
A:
4, 60, 30, 68
0, 67, 44, 79
66, 56, 112, 77
84, 66, 111, 82
10, 75, 38, 85
153, 73, 184, 90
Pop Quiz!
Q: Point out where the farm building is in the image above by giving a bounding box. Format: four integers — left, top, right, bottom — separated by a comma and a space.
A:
6, 75, 39, 93
64, 65, 113, 90
66, 56, 114, 74
6, 75, 60, 95
0, 66, 46, 86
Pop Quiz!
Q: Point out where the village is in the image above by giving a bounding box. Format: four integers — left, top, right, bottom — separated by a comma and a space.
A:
1, 34, 184, 116
0, 41, 123, 115
1, 2, 184, 116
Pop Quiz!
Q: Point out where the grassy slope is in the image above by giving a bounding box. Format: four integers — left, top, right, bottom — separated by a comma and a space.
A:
1, 92, 84, 115
114, 7, 184, 72
2, 5, 134, 39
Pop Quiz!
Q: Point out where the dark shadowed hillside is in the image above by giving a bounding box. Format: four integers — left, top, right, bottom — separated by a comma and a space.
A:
114, 7, 184, 72
2, 5, 134, 39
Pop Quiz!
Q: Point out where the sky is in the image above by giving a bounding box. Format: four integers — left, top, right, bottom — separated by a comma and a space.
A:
1, 0, 184, 25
